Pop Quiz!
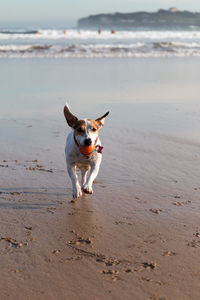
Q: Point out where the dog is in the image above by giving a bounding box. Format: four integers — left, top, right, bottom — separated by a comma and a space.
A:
64, 104, 109, 198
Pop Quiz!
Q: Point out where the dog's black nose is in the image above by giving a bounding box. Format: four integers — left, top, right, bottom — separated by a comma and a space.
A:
84, 138, 92, 146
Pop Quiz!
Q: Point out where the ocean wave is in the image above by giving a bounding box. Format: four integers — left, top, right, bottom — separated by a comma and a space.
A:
1, 42, 200, 58
1, 29, 200, 41
1, 29, 200, 58
0, 30, 39, 35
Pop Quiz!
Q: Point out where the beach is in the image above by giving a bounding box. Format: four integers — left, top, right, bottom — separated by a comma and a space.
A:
1, 57, 200, 299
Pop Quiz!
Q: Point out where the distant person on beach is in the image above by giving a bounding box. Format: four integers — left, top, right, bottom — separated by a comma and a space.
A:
98, 29, 102, 35
111, 30, 116, 34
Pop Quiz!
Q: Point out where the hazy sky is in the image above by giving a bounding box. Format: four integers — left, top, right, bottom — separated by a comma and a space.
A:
1, 0, 200, 27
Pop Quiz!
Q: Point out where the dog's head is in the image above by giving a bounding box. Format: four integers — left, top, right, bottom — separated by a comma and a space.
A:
64, 104, 109, 147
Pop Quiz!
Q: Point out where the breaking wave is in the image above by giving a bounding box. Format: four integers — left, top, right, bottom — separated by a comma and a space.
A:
1, 29, 200, 58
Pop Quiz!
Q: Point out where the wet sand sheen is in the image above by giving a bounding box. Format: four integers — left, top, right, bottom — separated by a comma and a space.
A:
1, 58, 200, 299
1, 119, 200, 299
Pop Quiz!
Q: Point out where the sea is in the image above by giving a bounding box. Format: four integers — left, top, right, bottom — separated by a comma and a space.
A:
1, 26, 200, 58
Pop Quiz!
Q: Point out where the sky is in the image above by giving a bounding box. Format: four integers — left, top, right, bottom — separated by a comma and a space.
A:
1, 0, 200, 27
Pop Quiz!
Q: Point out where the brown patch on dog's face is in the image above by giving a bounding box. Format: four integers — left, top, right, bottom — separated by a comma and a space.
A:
88, 119, 100, 133
73, 120, 86, 136
73, 119, 100, 136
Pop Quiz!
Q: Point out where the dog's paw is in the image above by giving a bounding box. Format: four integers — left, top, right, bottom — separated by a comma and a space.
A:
73, 187, 83, 198
82, 185, 93, 194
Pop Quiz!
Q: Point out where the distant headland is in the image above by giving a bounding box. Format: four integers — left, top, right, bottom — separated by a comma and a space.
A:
78, 8, 200, 29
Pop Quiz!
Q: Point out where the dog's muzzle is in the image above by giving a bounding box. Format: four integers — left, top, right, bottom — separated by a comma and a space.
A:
84, 138, 92, 146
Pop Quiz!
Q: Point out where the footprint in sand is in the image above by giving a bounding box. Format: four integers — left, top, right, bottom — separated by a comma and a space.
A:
173, 200, 191, 206
68, 236, 92, 246
101, 270, 120, 281
0, 164, 8, 168
0, 237, 23, 249
149, 208, 162, 214
142, 262, 157, 270
187, 240, 200, 248
163, 250, 176, 256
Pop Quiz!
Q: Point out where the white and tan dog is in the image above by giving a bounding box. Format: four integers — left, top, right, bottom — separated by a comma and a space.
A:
64, 104, 109, 198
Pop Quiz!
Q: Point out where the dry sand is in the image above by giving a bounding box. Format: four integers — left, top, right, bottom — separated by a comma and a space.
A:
1, 117, 200, 300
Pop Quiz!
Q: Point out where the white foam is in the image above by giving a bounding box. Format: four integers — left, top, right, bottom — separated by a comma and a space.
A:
1, 29, 200, 58
1, 29, 200, 41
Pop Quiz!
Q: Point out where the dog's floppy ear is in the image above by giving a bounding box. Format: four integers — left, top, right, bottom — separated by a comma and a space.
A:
96, 111, 109, 128
64, 104, 78, 128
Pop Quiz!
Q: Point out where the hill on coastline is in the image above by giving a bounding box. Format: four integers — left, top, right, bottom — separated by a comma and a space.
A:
78, 9, 200, 29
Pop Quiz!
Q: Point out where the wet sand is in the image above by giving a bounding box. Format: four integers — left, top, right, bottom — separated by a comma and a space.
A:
1, 58, 200, 299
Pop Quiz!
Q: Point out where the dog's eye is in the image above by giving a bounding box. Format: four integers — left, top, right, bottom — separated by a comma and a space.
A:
77, 127, 84, 133
91, 128, 96, 132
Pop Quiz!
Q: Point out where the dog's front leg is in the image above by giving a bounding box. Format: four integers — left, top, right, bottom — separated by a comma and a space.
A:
82, 161, 101, 194
81, 169, 88, 187
67, 163, 82, 198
